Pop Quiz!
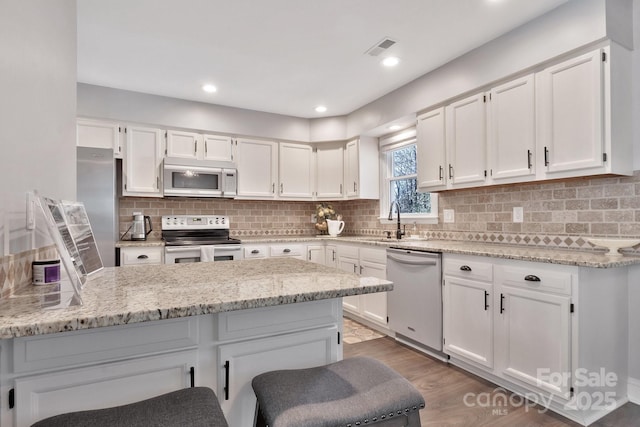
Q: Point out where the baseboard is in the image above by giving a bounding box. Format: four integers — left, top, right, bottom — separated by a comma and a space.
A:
628, 377, 640, 404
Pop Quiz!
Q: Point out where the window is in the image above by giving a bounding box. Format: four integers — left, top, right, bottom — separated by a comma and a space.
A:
380, 130, 438, 223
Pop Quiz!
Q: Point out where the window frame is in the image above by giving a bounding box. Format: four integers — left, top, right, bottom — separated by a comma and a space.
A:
379, 128, 438, 225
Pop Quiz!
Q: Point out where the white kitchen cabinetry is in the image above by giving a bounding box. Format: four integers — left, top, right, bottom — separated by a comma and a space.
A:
416, 107, 447, 191
344, 137, 379, 199
278, 143, 314, 199
269, 244, 305, 259
76, 118, 123, 158
495, 262, 572, 399
488, 74, 536, 183
337, 245, 387, 328
315, 142, 344, 199
445, 93, 487, 188
123, 125, 163, 197
443, 255, 494, 369
235, 138, 278, 199
119, 246, 163, 266
537, 45, 632, 179
165, 131, 234, 162
243, 245, 269, 259
307, 244, 325, 264
324, 244, 338, 268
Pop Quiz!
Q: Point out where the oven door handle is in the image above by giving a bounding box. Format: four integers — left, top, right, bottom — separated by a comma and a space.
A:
165, 246, 202, 253
214, 247, 242, 252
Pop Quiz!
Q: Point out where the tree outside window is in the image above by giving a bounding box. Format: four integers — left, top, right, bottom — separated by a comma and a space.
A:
388, 144, 431, 214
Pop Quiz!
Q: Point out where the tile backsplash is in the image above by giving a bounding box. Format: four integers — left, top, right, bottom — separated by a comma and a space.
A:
119, 171, 640, 251
0, 245, 58, 299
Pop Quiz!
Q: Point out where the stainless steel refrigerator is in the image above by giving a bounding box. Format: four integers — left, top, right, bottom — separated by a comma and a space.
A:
76, 147, 117, 267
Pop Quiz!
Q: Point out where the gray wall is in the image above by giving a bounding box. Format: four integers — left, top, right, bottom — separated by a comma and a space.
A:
0, 0, 77, 255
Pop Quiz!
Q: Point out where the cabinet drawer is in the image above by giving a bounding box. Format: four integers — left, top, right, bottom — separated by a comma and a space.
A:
443, 255, 493, 282
360, 247, 386, 264
337, 244, 359, 259
217, 300, 340, 341
244, 245, 269, 259
495, 261, 574, 295
12, 318, 198, 373
120, 247, 163, 265
269, 244, 304, 257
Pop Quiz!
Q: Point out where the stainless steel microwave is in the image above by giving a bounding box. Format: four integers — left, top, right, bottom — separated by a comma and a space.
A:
163, 159, 237, 198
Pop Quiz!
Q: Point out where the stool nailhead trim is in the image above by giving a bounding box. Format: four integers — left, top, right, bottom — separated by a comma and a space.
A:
343, 405, 423, 427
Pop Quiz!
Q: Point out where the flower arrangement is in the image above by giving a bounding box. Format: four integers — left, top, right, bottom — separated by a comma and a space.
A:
315, 203, 341, 233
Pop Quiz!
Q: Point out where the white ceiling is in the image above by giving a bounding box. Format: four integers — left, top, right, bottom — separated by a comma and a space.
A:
77, 0, 569, 119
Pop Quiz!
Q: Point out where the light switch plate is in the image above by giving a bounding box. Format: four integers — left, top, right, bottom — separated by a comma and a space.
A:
443, 209, 455, 223
513, 207, 524, 223
311, 213, 317, 223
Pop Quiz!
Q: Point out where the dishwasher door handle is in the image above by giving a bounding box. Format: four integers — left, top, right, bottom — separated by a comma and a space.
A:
386, 254, 438, 266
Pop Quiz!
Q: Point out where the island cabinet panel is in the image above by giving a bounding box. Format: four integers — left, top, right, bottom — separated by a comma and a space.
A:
14, 350, 197, 427
218, 326, 339, 427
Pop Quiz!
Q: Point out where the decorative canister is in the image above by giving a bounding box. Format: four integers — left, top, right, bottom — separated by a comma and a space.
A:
32, 259, 61, 285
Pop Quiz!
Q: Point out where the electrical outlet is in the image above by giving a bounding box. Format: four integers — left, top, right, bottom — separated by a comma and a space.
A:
311, 213, 317, 223
443, 209, 455, 223
513, 206, 524, 223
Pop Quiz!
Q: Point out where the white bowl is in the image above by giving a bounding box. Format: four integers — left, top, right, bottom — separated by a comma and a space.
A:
586, 238, 640, 257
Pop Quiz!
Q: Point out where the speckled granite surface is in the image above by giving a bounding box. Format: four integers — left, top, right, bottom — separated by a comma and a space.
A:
0, 258, 391, 339
115, 238, 165, 248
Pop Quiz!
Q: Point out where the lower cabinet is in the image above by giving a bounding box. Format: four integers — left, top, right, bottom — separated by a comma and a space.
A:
218, 326, 339, 427
119, 246, 164, 265
336, 245, 387, 328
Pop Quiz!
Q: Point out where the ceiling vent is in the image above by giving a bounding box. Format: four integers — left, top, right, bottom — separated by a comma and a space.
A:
365, 37, 397, 57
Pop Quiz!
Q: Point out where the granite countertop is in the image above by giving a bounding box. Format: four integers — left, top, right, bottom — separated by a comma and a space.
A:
115, 238, 165, 248
0, 258, 392, 339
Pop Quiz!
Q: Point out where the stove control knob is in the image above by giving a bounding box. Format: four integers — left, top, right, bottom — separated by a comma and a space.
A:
221, 218, 226, 224
215, 218, 220, 224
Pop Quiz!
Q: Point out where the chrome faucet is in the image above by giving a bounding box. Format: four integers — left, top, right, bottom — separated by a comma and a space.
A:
388, 200, 405, 240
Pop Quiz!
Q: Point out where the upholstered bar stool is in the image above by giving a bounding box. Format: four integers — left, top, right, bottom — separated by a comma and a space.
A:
252, 356, 425, 427
31, 387, 228, 427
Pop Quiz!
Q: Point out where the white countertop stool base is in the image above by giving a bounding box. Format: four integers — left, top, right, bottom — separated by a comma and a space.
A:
30, 387, 228, 427
251, 356, 425, 427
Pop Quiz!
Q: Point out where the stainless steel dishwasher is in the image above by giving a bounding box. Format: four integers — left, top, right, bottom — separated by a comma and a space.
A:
386, 248, 443, 353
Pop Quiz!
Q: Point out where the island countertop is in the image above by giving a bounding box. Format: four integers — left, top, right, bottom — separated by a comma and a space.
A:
0, 258, 392, 339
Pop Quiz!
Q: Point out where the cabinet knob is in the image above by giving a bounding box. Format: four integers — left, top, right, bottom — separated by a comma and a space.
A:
460, 265, 472, 271
524, 275, 541, 282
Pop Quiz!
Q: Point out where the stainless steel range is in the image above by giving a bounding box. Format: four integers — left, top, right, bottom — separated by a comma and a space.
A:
162, 215, 242, 264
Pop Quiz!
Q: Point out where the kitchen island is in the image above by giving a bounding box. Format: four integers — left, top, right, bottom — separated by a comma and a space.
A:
0, 258, 392, 427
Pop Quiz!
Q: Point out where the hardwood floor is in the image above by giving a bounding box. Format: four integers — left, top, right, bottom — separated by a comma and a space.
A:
344, 337, 640, 427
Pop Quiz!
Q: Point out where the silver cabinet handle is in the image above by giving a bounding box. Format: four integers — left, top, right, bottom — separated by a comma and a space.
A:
137, 254, 149, 259
194, 141, 198, 154
283, 248, 291, 253
251, 249, 259, 254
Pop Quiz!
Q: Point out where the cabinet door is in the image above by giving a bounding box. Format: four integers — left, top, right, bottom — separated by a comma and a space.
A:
279, 143, 314, 199
123, 126, 163, 196
344, 139, 359, 197
236, 138, 278, 198
446, 93, 487, 188
496, 286, 571, 399
489, 74, 536, 182
359, 261, 387, 326
325, 245, 338, 268
203, 134, 233, 162
166, 130, 200, 160
76, 119, 123, 158
307, 245, 325, 264
338, 255, 360, 313
316, 143, 344, 199
537, 49, 604, 174
443, 276, 493, 368
218, 327, 338, 427
15, 351, 197, 427
416, 107, 447, 191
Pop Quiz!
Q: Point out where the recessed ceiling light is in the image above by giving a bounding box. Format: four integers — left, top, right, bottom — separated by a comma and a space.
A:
202, 84, 217, 93
382, 57, 400, 67
388, 124, 402, 131
315, 105, 327, 113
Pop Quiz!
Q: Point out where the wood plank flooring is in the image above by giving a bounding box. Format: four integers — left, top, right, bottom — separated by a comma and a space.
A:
344, 337, 640, 427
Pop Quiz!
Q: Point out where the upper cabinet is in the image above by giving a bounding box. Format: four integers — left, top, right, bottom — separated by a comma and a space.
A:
122, 126, 163, 197
166, 130, 233, 162
416, 107, 447, 191
446, 93, 487, 189
345, 137, 379, 199
76, 119, 123, 158
488, 74, 536, 183
279, 143, 314, 199
537, 46, 631, 178
235, 138, 278, 199
315, 142, 344, 199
